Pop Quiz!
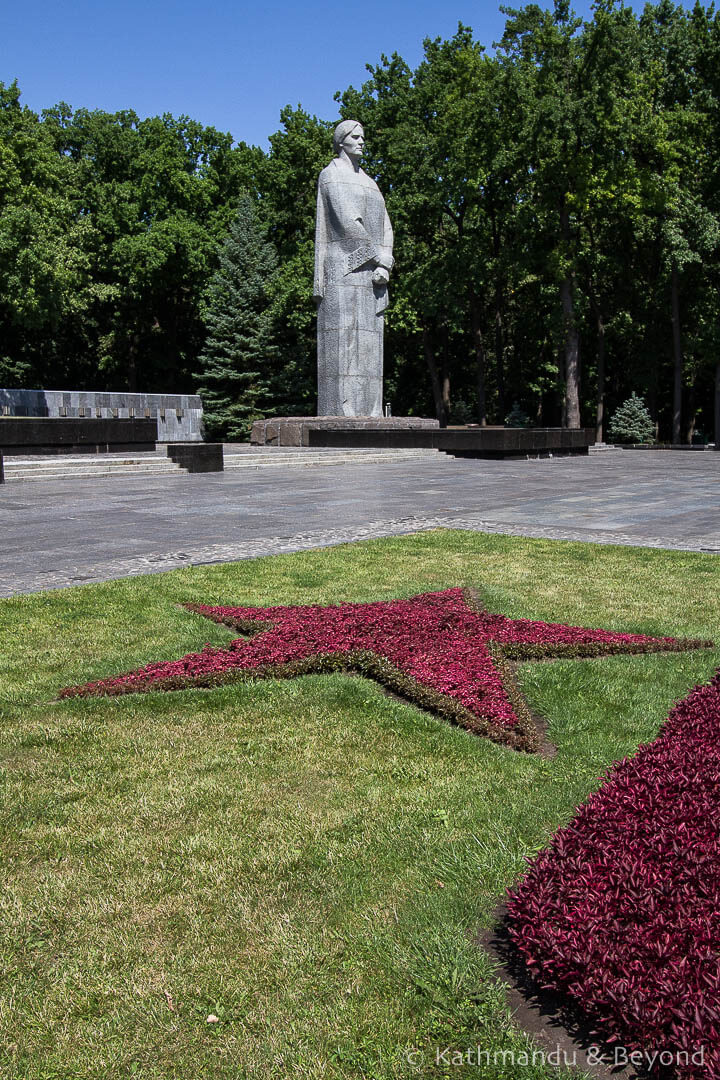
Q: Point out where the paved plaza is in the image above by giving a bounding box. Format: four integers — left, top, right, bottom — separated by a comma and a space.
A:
1, 449, 718, 597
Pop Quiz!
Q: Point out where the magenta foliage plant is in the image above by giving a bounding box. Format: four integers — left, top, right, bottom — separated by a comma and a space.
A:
59, 588, 710, 754
507, 671, 720, 1077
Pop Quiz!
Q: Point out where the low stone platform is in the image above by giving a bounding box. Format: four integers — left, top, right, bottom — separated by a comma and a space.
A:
167, 442, 223, 473
250, 416, 439, 447
251, 417, 594, 458
314, 425, 595, 458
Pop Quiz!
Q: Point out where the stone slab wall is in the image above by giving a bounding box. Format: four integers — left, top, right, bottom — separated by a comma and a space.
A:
0, 389, 203, 442
0, 417, 158, 454
306, 425, 595, 457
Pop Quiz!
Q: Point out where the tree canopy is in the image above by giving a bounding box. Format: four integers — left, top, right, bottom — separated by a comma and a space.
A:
1, 0, 719, 443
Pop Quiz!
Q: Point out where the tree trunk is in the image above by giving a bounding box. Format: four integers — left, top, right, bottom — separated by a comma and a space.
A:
715, 358, 720, 450
128, 332, 139, 394
489, 207, 506, 420
441, 324, 451, 424
684, 378, 697, 445
648, 381, 659, 443
422, 325, 447, 427
559, 347, 568, 428
440, 324, 451, 421
671, 265, 683, 444
494, 285, 505, 422
560, 275, 581, 427
470, 292, 487, 426
442, 370, 451, 424
560, 206, 581, 428
590, 302, 605, 443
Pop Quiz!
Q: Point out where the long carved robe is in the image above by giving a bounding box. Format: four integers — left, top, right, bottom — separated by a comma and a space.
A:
314, 157, 394, 417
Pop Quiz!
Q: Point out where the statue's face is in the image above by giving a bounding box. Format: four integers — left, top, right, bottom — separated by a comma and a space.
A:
340, 126, 365, 160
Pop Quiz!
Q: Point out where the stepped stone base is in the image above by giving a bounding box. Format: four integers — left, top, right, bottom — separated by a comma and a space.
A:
250, 416, 439, 448
250, 417, 595, 458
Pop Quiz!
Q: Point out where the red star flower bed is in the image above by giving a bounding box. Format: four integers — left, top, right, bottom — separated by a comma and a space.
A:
506, 670, 720, 1077
59, 588, 709, 754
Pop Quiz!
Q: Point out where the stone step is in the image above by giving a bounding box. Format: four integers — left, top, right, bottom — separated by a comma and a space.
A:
4, 455, 172, 469
4, 457, 182, 481
224, 449, 450, 468
1, 446, 454, 482
224, 449, 441, 456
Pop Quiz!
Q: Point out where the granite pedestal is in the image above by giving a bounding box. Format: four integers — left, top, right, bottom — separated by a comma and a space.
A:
251, 416, 439, 447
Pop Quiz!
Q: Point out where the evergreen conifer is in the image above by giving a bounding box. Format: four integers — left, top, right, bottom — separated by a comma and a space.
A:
196, 195, 277, 440
607, 393, 655, 444
504, 401, 531, 428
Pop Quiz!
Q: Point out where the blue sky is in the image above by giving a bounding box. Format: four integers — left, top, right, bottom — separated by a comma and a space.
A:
1, 0, 694, 149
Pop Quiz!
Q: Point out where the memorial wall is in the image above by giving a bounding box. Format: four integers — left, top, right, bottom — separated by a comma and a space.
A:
0, 389, 203, 442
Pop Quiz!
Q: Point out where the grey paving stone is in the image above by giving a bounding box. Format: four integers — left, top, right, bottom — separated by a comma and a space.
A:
1, 450, 718, 597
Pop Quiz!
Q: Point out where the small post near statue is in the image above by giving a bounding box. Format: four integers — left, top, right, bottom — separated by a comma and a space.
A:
250, 120, 439, 447
314, 120, 393, 418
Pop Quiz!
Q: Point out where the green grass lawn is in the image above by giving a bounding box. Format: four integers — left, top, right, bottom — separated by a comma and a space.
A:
1, 530, 718, 1080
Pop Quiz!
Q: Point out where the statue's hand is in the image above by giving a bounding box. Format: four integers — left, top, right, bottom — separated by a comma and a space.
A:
372, 267, 390, 286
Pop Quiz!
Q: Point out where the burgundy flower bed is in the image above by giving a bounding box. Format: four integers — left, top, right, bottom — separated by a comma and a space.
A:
506, 671, 720, 1077
59, 588, 709, 754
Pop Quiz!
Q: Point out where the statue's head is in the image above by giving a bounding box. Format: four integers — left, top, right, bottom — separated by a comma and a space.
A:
333, 120, 364, 160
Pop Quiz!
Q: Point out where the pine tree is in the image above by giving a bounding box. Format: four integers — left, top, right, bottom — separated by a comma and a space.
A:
196, 195, 277, 440
607, 392, 655, 444
504, 401, 531, 428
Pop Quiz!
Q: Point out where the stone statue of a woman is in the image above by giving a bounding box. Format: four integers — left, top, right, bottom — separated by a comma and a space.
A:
313, 120, 394, 417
